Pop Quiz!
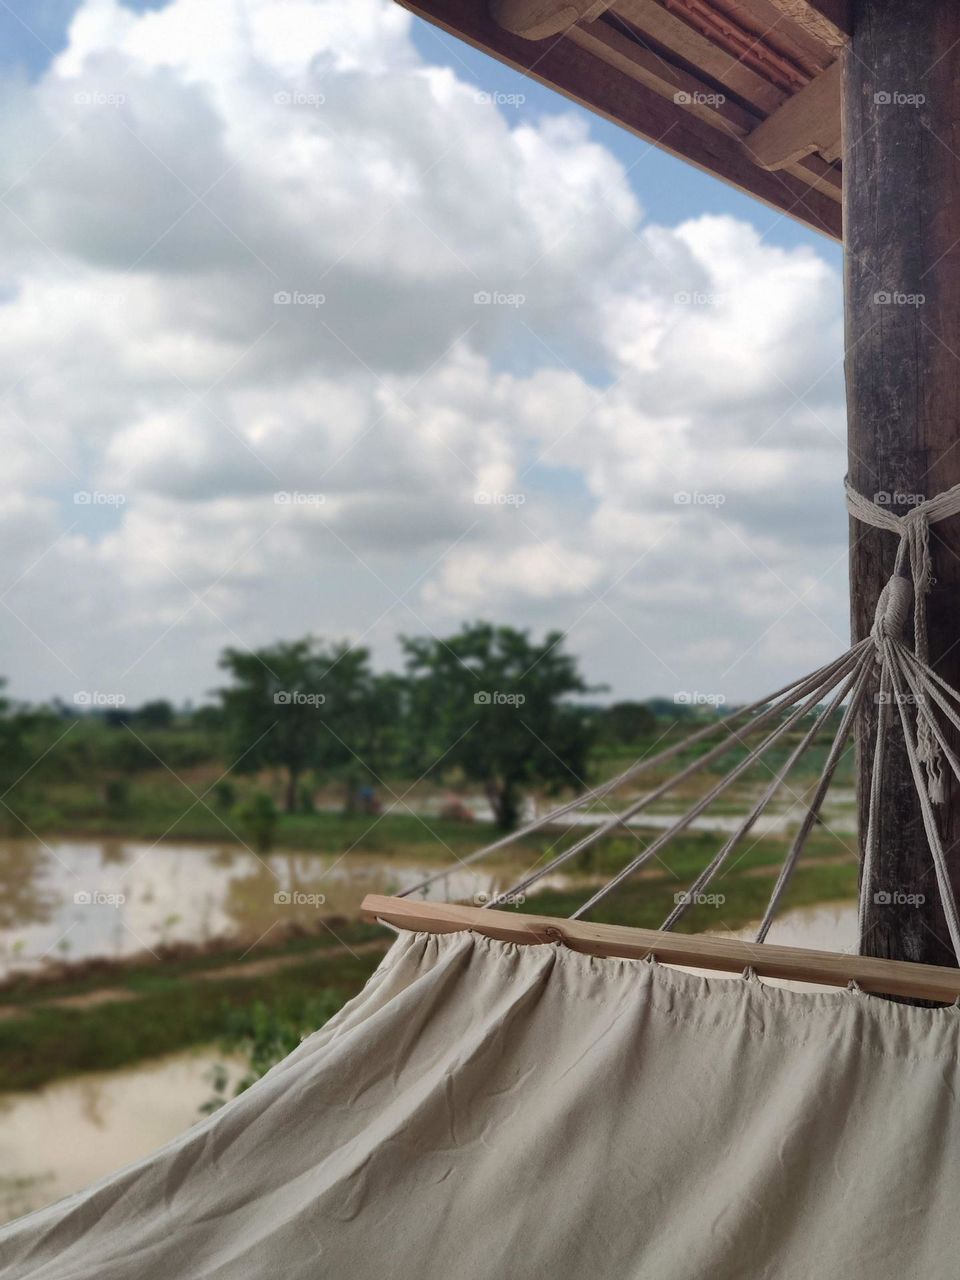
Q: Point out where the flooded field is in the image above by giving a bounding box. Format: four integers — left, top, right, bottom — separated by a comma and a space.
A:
0, 793, 858, 977
0, 1050, 246, 1224
0, 837, 586, 976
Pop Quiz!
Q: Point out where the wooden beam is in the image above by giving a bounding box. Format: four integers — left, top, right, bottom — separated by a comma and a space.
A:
845, 1, 960, 976
490, 0, 613, 38
398, 0, 842, 238
610, 0, 787, 114
765, 0, 850, 51
572, 17, 840, 200
721, 0, 836, 71
569, 17, 761, 135
745, 57, 841, 168
494, 0, 851, 55
362, 895, 960, 1001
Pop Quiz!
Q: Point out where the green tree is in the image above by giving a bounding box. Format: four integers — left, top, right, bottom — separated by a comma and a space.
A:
0, 687, 51, 827
237, 791, 278, 853
402, 623, 597, 830
601, 701, 657, 746
217, 639, 374, 812
137, 699, 175, 729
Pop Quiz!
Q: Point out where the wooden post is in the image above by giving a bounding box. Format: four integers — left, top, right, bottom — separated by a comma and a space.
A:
844, 1, 960, 968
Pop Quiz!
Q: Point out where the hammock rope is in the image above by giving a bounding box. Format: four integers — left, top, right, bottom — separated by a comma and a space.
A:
401, 482, 960, 967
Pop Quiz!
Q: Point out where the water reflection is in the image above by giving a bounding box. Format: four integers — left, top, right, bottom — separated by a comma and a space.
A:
0, 1050, 244, 1224
0, 838, 581, 975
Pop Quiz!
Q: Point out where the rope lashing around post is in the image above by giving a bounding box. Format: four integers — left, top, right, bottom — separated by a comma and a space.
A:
845, 478, 960, 804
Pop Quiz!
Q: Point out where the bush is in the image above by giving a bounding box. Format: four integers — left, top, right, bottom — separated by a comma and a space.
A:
236, 791, 278, 853
201, 993, 345, 1112
211, 780, 236, 812
103, 779, 130, 814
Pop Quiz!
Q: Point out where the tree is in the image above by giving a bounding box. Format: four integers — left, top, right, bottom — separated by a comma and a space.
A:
402, 623, 598, 830
0, 683, 42, 828
237, 791, 278, 853
600, 701, 657, 746
217, 639, 374, 813
137, 699, 175, 729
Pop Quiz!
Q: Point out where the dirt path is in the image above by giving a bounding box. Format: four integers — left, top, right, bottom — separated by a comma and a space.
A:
0, 939, 391, 1021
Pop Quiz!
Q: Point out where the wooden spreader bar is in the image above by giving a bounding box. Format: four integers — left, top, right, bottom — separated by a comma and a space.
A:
362, 894, 960, 1003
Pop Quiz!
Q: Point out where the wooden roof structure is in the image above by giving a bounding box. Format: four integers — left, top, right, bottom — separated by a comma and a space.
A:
399, 0, 847, 239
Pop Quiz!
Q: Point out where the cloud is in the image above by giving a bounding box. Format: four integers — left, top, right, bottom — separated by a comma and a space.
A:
0, 0, 847, 706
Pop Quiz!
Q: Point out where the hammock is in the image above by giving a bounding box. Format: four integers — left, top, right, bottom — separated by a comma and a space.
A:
3, 484, 960, 1280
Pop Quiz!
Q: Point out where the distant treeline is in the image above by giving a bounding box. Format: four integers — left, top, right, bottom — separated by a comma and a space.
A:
0, 623, 737, 833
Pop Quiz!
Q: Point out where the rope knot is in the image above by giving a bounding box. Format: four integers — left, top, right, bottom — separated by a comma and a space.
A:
871, 575, 913, 648
845, 477, 960, 804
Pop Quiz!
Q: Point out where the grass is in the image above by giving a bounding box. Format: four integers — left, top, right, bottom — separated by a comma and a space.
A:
0, 949, 384, 1092
525, 860, 857, 934
12, 706, 859, 855
0, 920, 385, 1007
25, 781, 499, 854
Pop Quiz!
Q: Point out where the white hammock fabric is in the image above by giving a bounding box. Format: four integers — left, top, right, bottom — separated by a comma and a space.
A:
3, 930, 960, 1280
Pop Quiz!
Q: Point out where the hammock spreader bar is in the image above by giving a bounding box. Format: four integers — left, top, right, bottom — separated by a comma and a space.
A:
361, 894, 960, 1003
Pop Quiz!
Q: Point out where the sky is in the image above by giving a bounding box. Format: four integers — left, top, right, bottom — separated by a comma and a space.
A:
0, 0, 850, 709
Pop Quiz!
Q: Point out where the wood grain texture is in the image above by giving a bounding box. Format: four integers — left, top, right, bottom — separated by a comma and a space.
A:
765, 0, 850, 51
611, 0, 787, 114
575, 16, 839, 199
490, 0, 613, 38
745, 57, 841, 168
844, 0, 960, 973
570, 17, 761, 134
362, 895, 960, 1000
